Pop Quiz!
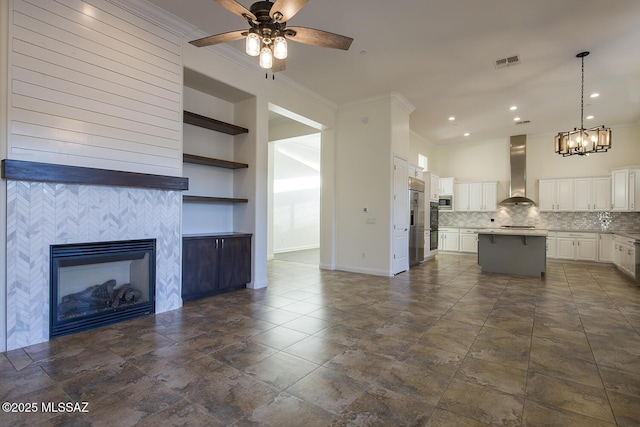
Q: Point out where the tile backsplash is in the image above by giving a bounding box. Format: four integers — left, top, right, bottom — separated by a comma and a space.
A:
440, 206, 640, 231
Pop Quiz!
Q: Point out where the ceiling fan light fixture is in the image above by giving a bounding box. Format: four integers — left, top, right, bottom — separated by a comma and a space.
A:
273, 36, 287, 59
555, 51, 611, 157
259, 45, 273, 69
246, 32, 261, 56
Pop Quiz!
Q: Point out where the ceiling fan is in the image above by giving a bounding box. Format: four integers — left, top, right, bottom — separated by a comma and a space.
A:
190, 0, 354, 72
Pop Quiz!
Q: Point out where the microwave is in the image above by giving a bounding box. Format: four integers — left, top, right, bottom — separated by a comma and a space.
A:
439, 195, 453, 210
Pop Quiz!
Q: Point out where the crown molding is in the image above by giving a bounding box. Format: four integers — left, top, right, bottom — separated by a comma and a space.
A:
391, 92, 416, 114
110, 0, 337, 111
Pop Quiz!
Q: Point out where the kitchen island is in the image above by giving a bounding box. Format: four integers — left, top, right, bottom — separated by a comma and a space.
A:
477, 228, 548, 277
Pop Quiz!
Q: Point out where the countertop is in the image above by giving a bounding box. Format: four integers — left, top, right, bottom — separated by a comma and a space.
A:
476, 228, 548, 237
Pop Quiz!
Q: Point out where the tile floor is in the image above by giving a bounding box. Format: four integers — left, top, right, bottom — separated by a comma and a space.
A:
2, 254, 640, 426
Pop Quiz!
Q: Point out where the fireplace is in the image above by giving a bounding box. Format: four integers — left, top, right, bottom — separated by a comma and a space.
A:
50, 239, 156, 338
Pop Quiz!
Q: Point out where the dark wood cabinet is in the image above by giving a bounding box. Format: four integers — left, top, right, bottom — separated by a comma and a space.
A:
182, 234, 252, 302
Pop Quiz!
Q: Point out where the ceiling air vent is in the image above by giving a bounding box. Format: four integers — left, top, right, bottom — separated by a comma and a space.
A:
515, 120, 530, 125
495, 54, 521, 69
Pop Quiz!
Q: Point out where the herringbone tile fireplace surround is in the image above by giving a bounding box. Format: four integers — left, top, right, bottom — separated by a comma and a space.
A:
5, 181, 183, 351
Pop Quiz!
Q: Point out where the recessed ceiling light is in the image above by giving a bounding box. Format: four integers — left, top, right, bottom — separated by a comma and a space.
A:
513, 117, 521, 121
464, 132, 470, 137
448, 116, 455, 121
586, 115, 594, 120
590, 93, 599, 98
509, 106, 518, 111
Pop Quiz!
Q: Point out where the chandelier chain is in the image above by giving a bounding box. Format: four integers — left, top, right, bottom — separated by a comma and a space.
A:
580, 54, 585, 130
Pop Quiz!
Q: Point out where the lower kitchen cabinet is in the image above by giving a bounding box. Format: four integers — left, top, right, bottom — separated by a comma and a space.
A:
439, 228, 459, 251
182, 233, 252, 301
459, 229, 478, 253
612, 235, 639, 280
598, 233, 613, 262
556, 232, 597, 261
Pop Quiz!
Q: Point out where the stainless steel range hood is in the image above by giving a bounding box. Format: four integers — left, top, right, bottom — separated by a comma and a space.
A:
499, 134, 536, 206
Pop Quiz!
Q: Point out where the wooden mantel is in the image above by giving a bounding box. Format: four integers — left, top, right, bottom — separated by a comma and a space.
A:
1, 159, 189, 191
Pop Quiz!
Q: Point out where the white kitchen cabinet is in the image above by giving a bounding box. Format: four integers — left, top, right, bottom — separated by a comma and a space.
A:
611, 169, 629, 211
598, 233, 613, 263
539, 179, 574, 211
630, 169, 640, 211
574, 177, 611, 211
439, 177, 455, 195
459, 229, 478, 253
482, 182, 498, 211
455, 181, 497, 212
426, 172, 440, 202
546, 232, 557, 259
612, 235, 639, 280
454, 183, 469, 211
556, 232, 597, 261
439, 228, 459, 251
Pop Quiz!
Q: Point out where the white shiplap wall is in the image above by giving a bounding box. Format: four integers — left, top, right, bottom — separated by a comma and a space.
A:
8, 0, 183, 175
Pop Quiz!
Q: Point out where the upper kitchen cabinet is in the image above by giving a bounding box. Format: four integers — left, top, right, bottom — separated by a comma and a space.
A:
574, 176, 611, 211
611, 168, 629, 211
454, 183, 469, 211
631, 169, 640, 211
539, 178, 574, 211
425, 172, 439, 202
455, 181, 497, 211
439, 177, 455, 195
611, 168, 640, 211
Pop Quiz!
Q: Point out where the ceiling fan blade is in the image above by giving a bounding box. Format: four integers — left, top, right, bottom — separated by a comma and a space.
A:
285, 27, 353, 50
270, 0, 308, 22
189, 30, 246, 47
214, 0, 256, 21
273, 58, 286, 72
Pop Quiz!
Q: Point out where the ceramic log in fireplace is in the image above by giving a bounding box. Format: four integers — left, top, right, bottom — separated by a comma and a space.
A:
50, 239, 156, 338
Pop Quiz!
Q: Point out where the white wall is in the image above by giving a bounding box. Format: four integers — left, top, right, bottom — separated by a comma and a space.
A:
7, 0, 183, 176
336, 96, 394, 275
272, 135, 321, 254
409, 131, 438, 174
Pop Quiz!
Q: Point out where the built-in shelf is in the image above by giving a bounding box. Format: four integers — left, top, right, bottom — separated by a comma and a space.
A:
183, 195, 248, 204
183, 153, 248, 169
182, 110, 249, 206
183, 111, 248, 135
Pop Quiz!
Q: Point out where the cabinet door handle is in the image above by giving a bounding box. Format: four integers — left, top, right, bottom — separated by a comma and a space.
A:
221, 238, 224, 249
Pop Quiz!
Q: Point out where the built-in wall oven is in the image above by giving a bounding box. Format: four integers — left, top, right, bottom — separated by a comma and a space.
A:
439, 195, 453, 211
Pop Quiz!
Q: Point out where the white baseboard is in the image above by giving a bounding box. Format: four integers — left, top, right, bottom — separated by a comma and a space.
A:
335, 264, 393, 277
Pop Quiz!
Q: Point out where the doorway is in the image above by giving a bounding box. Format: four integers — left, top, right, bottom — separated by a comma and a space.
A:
268, 107, 323, 266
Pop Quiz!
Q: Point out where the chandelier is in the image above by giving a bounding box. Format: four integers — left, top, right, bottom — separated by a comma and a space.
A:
555, 51, 611, 157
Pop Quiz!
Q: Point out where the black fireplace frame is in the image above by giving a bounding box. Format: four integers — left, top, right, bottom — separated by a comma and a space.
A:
50, 239, 156, 338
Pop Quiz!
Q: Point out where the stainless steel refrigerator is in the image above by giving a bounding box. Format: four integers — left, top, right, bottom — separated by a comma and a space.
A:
409, 177, 425, 266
